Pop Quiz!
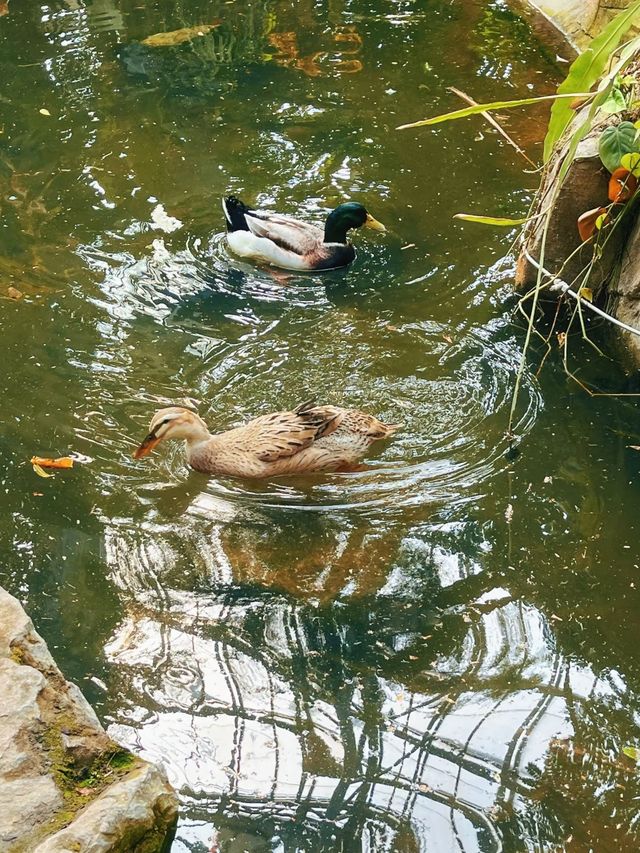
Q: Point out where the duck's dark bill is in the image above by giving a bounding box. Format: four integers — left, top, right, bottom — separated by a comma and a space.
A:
365, 214, 386, 232
133, 433, 161, 459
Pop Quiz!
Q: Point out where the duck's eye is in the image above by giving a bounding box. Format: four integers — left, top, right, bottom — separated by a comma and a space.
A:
161, 418, 171, 425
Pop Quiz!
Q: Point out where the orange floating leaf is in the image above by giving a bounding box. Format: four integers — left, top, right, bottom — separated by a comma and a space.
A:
30, 456, 74, 469
577, 206, 608, 242
608, 167, 638, 202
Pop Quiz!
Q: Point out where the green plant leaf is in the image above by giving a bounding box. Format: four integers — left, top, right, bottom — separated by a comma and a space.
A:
453, 213, 530, 226
622, 745, 640, 762
599, 121, 640, 172
620, 152, 640, 175
543, 4, 640, 161
396, 93, 590, 130
600, 87, 627, 114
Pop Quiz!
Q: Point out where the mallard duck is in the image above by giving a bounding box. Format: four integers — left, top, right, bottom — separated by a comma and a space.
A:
222, 196, 386, 271
133, 400, 399, 478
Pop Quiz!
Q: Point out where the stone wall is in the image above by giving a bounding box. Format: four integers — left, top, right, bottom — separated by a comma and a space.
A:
0, 586, 178, 853
525, 0, 639, 50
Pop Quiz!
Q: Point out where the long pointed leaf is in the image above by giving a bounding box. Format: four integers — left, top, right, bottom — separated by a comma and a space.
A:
453, 214, 530, 226
396, 93, 590, 131
543, 4, 640, 161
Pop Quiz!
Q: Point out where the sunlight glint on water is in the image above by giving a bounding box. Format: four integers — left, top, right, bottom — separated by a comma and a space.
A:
2, 1, 640, 851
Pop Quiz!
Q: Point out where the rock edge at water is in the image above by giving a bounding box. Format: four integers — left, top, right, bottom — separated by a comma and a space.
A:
0, 586, 178, 853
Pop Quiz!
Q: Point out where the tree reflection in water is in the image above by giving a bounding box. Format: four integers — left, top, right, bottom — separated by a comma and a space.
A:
101, 495, 640, 852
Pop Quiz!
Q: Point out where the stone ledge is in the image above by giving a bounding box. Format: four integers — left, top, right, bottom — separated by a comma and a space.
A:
0, 587, 178, 853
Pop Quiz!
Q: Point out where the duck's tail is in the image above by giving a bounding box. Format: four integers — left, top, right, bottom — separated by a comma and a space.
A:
222, 195, 252, 232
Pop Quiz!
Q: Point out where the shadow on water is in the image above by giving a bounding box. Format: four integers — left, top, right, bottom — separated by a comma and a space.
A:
2, 0, 640, 851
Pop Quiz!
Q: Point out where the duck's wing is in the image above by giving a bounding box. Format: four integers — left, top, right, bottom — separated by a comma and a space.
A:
244, 211, 325, 256
229, 401, 345, 463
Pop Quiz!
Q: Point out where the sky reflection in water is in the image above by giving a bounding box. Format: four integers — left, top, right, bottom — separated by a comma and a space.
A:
1, 1, 640, 851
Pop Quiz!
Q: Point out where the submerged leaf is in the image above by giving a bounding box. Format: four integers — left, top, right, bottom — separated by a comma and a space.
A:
453, 213, 530, 226
543, 5, 640, 160
599, 121, 640, 173
141, 21, 221, 48
30, 456, 74, 469
32, 463, 53, 478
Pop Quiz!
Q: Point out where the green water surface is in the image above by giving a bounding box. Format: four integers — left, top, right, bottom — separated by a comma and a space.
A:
2, 1, 640, 851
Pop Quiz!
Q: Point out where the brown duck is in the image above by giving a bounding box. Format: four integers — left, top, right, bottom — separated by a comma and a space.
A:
133, 401, 399, 478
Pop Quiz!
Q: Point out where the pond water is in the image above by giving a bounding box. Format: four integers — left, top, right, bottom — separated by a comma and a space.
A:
2, 1, 640, 850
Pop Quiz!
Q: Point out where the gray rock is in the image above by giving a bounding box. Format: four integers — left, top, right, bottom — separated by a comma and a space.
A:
0, 587, 178, 853
526, 0, 639, 51
33, 764, 177, 853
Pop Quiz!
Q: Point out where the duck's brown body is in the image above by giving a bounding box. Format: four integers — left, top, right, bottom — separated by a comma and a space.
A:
134, 401, 399, 479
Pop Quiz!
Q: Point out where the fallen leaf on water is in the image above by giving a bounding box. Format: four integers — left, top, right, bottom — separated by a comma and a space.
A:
622, 745, 640, 762
141, 21, 221, 47
578, 286, 593, 303
30, 456, 74, 469
32, 463, 54, 479
442, 333, 453, 344
39, 108, 51, 116
6, 286, 22, 300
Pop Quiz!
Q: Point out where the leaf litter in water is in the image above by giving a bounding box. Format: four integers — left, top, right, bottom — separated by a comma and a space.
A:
622, 745, 640, 762
32, 464, 54, 479
141, 21, 221, 48
31, 456, 75, 477
30, 456, 74, 469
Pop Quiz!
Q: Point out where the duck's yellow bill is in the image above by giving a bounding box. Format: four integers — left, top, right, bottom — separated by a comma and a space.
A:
365, 213, 386, 232
133, 434, 161, 459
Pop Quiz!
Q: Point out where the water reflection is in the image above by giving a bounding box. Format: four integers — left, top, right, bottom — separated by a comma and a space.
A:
103, 534, 637, 852
5, 0, 640, 851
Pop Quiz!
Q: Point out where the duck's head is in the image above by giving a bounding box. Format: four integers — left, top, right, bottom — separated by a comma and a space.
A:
133, 407, 210, 458
324, 202, 386, 243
